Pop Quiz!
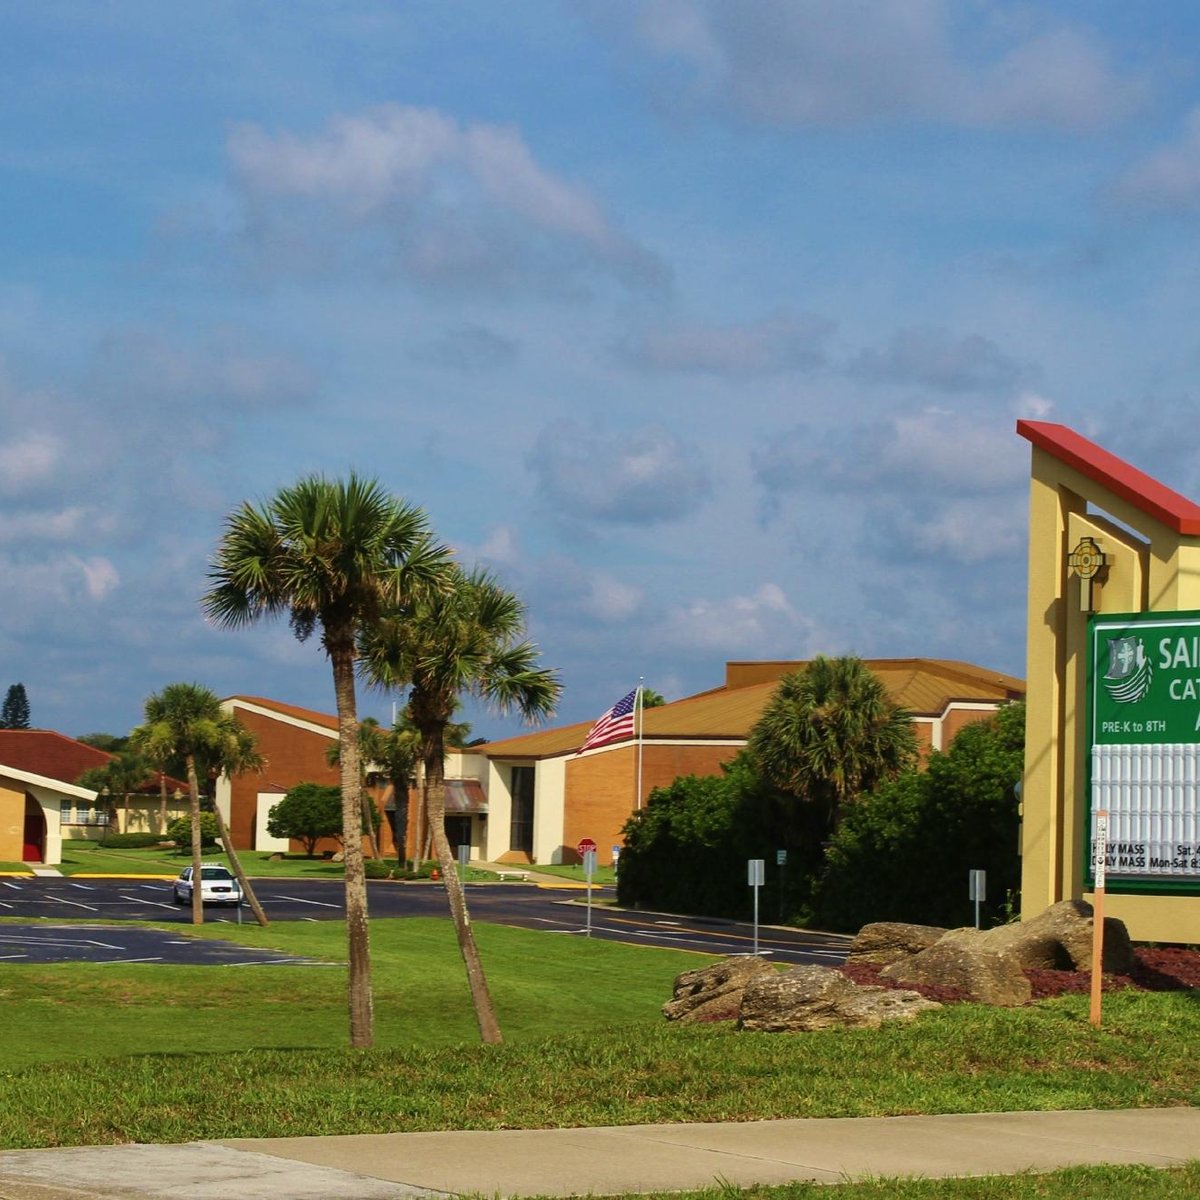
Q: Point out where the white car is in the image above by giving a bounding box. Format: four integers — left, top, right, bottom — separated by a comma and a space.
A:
173, 863, 243, 907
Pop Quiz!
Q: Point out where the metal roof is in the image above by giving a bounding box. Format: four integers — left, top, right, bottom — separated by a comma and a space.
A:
479, 658, 1024, 761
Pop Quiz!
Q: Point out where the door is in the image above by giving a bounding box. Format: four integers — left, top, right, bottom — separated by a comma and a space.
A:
22, 798, 45, 862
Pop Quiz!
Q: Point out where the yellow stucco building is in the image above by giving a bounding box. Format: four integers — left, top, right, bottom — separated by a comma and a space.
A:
1020, 419, 1200, 942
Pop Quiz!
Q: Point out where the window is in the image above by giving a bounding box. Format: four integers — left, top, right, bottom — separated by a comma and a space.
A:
509, 766, 534, 855
59, 800, 109, 826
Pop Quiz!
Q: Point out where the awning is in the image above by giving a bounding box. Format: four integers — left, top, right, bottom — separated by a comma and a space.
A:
385, 779, 488, 814
444, 780, 488, 813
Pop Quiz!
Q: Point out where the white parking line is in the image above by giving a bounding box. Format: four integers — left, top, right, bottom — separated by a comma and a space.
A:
69, 882, 96, 891
118, 895, 177, 910
47, 895, 99, 912
0, 953, 29, 959
2, 881, 22, 890
276, 894, 341, 908
98, 957, 164, 965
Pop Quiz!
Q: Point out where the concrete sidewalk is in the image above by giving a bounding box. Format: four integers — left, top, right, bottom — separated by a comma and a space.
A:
1, 1108, 1198, 1199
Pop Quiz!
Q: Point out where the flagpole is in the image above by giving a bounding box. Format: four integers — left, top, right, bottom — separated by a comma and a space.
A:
635, 679, 644, 811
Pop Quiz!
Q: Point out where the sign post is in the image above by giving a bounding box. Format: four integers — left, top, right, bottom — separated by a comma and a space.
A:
1090, 810, 1108, 1029
776, 848, 787, 921
968, 869, 986, 930
748, 858, 765, 955
578, 838, 598, 938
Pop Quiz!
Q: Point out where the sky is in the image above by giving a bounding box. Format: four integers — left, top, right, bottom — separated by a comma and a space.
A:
4, 1, 1200, 743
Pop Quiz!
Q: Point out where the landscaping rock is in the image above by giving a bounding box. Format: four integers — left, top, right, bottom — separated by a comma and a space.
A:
738, 964, 941, 1032
662, 956, 776, 1023
847, 921, 948, 966
980, 900, 1134, 975
881, 931, 1031, 1006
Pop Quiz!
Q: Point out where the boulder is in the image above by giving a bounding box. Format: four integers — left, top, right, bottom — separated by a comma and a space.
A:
847, 921, 948, 966
881, 930, 1031, 1006
738, 964, 940, 1032
978, 900, 1134, 975
662, 956, 777, 1023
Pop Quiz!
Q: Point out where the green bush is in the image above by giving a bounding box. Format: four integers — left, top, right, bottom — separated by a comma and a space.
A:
363, 859, 393, 880
813, 702, 1025, 931
165, 812, 220, 850
101, 832, 166, 848
266, 782, 342, 857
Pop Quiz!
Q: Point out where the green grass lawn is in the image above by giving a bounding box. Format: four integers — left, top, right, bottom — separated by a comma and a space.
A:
531, 862, 618, 885
0, 915, 1198, 1150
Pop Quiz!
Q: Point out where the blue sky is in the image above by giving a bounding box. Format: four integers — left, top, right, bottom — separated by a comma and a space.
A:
4, 1, 1200, 741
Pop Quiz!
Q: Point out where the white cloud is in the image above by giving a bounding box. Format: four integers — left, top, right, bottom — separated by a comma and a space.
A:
0, 431, 62, 495
1112, 107, 1200, 211
659, 583, 824, 655
0, 507, 88, 543
529, 422, 712, 524
228, 104, 665, 291
622, 312, 833, 375
615, 1, 1143, 131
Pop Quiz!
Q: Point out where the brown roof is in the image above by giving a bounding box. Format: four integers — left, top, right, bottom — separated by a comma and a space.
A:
480, 658, 1024, 760
227, 695, 339, 733
0, 730, 185, 792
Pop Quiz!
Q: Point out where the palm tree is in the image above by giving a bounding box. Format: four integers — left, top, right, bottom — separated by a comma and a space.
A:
360, 565, 561, 1045
326, 716, 421, 861
75, 748, 155, 835
747, 655, 918, 840
130, 683, 267, 927
202, 473, 449, 1049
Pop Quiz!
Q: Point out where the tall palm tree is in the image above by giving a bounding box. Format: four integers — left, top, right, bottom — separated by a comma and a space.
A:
202, 473, 449, 1049
130, 683, 267, 927
747, 655, 918, 839
360, 565, 561, 1045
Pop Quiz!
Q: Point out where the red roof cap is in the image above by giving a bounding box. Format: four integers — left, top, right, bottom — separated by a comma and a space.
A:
1017, 420, 1200, 536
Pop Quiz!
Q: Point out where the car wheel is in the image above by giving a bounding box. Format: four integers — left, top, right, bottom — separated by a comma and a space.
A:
173, 888, 186, 905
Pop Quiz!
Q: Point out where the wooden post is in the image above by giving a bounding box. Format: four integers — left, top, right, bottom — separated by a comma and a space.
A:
1090, 810, 1108, 1029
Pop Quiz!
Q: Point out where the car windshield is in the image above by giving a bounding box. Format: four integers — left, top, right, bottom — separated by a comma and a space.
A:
199, 867, 234, 881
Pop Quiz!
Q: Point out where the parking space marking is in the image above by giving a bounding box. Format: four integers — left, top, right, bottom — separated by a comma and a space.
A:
118, 895, 178, 909
69, 882, 96, 891
275, 894, 341, 908
99, 957, 164, 965
46, 895, 99, 912
2, 880, 22, 889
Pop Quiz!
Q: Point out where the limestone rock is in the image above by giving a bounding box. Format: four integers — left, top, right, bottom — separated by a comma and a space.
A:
978, 900, 1133, 975
881, 931, 1031, 1006
847, 921, 948, 966
662, 956, 776, 1023
738, 964, 940, 1032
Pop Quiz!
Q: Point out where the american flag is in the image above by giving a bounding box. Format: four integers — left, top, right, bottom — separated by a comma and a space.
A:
578, 688, 638, 754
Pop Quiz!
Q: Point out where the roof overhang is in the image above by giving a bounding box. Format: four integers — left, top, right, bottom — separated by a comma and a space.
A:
0, 764, 97, 801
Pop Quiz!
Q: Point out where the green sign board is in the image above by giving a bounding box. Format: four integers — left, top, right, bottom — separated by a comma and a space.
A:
1087, 610, 1200, 892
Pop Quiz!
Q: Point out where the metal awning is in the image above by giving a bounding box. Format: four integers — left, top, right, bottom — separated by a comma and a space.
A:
386, 779, 488, 813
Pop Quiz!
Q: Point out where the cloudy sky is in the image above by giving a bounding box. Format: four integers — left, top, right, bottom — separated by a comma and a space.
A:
3, 1, 1200, 741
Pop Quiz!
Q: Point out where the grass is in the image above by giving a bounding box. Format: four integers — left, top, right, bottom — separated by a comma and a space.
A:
1, 916, 1199, 1149
584, 1165, 1200, 1199
532, 862, 618, 885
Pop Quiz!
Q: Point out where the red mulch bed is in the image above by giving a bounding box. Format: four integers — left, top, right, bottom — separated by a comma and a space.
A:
841, 946, 1200, 1003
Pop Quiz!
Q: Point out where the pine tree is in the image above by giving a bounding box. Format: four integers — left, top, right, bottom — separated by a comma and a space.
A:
0, 683, 30, 729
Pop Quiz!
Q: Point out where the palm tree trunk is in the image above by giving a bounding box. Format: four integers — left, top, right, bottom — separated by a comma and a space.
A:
158, 772, 167, 835
186, 755, 204, 927
425, 736, 502, 1045
210, 800, 269, 927
361, 792, 380, 860
410, 759, 425, 873
331, 644, 373, 1049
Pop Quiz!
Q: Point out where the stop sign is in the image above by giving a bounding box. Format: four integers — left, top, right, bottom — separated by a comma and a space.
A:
577, 837, 597, 857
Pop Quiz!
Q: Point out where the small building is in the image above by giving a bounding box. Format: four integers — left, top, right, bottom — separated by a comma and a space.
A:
474, 658, 1024, 867
0, 729, 187, 864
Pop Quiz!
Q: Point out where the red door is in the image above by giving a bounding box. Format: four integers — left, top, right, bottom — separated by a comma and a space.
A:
23, 805, 45, 862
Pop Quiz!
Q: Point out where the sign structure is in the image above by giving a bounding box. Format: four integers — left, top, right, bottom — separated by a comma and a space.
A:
1088, 610, 1200, 892
577, 837, 597, 858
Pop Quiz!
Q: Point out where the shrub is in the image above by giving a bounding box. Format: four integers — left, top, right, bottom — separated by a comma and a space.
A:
364, 859, 393, 880
165, 812, 221, 850
101, 832, 165, 849
266, 782, 342, 856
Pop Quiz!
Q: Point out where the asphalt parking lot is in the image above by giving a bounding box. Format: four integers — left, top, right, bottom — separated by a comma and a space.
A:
0, 876, 851, 966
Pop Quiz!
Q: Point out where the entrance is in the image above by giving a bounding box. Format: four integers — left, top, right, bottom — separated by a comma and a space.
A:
22, 796, 45, 862
445, 815, 472, 860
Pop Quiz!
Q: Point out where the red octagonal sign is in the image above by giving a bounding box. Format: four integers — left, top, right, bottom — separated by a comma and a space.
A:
577, 837, 597, 857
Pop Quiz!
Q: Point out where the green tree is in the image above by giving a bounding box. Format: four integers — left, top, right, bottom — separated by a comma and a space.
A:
641, 688, 666, 709
130, 683, 266, 928
1, 683, 30, 729
814, 702, 1025, 930
77, 732, 129, 753
166, 811, 220, 848
329, 717, 422, 863
75, 748, 155, 833
267, 782, 343, 857
747, 656, 918, 841
360, 564, 561, 1045
202, 473, 449, 1048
